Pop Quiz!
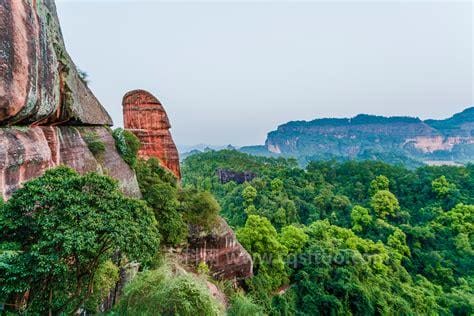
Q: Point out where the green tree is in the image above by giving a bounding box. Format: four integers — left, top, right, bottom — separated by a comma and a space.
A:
279, 225, 308, 255
370, 190, 400, 219
369, 175, 390, 195
0, 167, 160, 314
351, 205, 373, 233
179, 190, 220, 230
271, 178, 284, 193
237, 215, 289, 296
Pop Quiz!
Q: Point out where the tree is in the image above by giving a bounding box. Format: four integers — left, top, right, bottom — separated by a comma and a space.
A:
271, 178, 284, 193
279, 225, 308, 255
0, 167, 160, 314
351, 205, 373, 233
370, 190, 400, 219
237, 215, 289, 295
179, 190, 220, 230
369, 175, 390, 195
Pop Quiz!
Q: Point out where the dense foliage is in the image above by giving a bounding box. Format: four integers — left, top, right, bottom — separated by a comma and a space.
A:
135, 158, 220, 246
0, 167, 160, 314
113, 128, 141, 167
182, 150, 474, 315
117, 263, 223, 315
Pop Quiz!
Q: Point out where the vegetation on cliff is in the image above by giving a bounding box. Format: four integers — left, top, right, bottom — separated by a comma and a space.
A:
182, 150, 474, 315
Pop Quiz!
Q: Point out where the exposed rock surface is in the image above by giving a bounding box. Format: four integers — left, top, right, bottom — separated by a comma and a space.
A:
217, 169, 256, 184
123, 90, 181, 179
0, 126, 141, 200
0, 0, 112, 125
183, 217, 253, 280
0, 0, 140, 199
258, 107, 474, 166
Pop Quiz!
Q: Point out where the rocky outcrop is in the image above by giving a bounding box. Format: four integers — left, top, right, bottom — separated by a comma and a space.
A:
0, 0, 112, 125
217, 169, 256, 184
262, 108, 474, 166
123, 90, 181, 179
183, 217, 253, 281
0, 0, 139, 199
0, 126, 141, 200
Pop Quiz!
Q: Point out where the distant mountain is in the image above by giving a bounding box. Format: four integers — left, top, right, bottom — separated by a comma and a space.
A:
179, 144, 236, 161
241, 107, 474, 167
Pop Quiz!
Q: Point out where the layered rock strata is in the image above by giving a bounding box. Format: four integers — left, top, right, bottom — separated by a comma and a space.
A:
0, 126, 140, 200
0, 0, 112, 125
184, 217, 253, 280
123, 90, 181, 179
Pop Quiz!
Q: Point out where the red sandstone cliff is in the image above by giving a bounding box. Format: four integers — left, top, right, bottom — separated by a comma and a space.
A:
0, 126, 140, 200
0, 0, 251, 284
184, 218, 253, 280
0, 0, 112, 125
0, 0, 136, 198
123, 90, 181, 179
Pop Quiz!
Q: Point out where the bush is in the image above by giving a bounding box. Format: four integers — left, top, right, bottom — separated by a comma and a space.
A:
113, 128, 141, 168
83, 131, 106, 159
117, 265, 223, 315
228, 293, 265, 316
179, 189, 220, 230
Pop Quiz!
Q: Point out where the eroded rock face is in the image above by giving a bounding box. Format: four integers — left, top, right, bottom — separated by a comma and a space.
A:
217, 169, 256, 184
0, 0, 112, 125
0, 126, 141, 200
183, 217, 253, 280
123, 90, 181, 179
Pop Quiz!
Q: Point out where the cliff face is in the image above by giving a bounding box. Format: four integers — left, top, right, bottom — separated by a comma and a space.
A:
123, 90, 181, 179
0, 0, 112, 125
184, 217, 253, 280
0, 0, 137, 199
1, 0, 251, 285
0, 126, 140, 200
262, 108, 474, 166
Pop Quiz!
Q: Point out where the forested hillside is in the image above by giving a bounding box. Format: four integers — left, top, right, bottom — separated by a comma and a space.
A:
183, 150, 474, 315
241, 107, 474, 167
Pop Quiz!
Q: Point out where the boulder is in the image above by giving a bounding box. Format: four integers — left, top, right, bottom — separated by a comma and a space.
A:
184, 217, 253, 281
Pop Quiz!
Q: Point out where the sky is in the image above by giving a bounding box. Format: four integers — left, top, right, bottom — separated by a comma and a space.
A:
56, 0, 473, 147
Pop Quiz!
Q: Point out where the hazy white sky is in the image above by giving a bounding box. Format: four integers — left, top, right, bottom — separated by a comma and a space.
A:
56, 1, 473, 146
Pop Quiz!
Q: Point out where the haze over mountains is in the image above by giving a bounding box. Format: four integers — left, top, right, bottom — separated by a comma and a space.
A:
183, 107, 474, 167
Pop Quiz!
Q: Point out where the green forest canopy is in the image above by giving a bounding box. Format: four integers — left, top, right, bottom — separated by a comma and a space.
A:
182, 150, 474, 315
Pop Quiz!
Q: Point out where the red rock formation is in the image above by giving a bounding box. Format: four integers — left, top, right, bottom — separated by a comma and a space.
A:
0, 0, 112, 125
123, 90, 181, 179
0, 126, 141, 200
184, 218, 253, 280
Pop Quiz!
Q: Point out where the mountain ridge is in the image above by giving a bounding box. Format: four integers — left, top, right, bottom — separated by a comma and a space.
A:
239, 106, 474, 167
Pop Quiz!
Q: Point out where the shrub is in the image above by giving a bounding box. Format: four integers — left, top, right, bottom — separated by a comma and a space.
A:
113, 128, 141, 168
83, 131, 106, 159
117, 265, 223, 315
179, 189, 220, 230
228, 293, 265, 316
197, 261, 210, 275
